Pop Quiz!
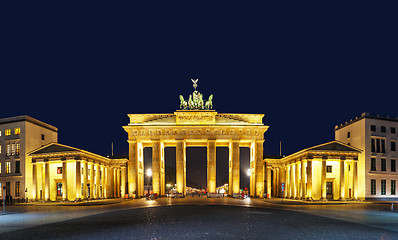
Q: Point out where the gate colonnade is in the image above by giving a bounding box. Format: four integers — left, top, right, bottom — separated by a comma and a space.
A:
123, 110, 269, 198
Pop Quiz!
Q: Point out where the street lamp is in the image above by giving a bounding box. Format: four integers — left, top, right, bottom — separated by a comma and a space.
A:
146, 169, 152, 195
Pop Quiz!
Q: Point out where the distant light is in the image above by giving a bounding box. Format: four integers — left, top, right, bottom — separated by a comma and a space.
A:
146, 169, 152, 177
247, 168, 251, 176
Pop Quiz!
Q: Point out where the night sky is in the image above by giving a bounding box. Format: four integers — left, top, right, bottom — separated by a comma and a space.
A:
3, 3, 397, 188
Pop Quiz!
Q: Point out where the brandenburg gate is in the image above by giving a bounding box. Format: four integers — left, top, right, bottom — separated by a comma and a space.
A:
123, 80, 269, 198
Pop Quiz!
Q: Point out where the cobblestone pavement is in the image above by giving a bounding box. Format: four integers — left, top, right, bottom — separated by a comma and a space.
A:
0, 197, 397, 239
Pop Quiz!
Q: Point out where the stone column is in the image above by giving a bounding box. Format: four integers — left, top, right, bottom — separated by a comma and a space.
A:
290, 164, 294, 198
89, 162, 94, 199
101, 165, 105, 198
339, 160, 345, 200
295, 162, 300, 199
301, 160, 306, 199
250, 142, 256, 197
152, 141, 160, 196
121, 166, 126, 198
266, 166, 271, 198
321, 159, 327, 200
83, 161, 88, 199
76, 161, 81, 201
255, 141, 264, 198
176, 140, 185, 195
128, 140, 137, 198
62, 160, 68, 201
44, 162, 50, 201
306, 160, 312, 199
353, 161, 358, 200
207, 140, 216, 193
32, 162, 37, 200
230, 140, 240, 195
95, 164, 100, 199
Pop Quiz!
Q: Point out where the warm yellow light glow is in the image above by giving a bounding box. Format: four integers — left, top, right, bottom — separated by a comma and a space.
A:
5, 129, 11, 136
146, 169, 152, 177
14, 128, 20, 135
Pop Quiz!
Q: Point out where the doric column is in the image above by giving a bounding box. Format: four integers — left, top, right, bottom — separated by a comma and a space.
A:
76, 161, 81, 201
44, 162, 50, 201
230, 140, 240, 195
89, 162, 94, 199
95, 164, 100, 199
255, 140, 264, 198
160, 141, 165, 196
266, 166, 271, 198
301, 160, 306, 199
207, 140, 216, 193
353, 161, 358, 200
128, 140, 137, 198
321, 159, 327, 200
32, 162, 37, 200
306, 160, 312, 199
250, 142, 256, 197
83, 161, 88, 199
121, 166, 126, 198
339, 160, 345, 200
295, 162, 300, 199
290, 164, 294, 198
62, 160, 68, 201
176, 140, 186, 195
152, 141, 161, 196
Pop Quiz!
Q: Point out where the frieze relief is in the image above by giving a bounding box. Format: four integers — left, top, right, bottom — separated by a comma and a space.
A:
129, 127, 264, 138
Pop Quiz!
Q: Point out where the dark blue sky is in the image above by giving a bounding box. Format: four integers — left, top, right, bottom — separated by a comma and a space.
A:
2, 3, 397, 186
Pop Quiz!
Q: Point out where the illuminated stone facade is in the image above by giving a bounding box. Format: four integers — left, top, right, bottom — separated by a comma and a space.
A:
265, 141, 360, 200
123, 110, 269, 197
0, 116, 58, 200
29, 143, 127, 201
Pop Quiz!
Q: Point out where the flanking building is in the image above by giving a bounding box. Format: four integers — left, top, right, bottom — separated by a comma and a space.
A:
335, 112, 398, 200
29, 143, 127, 201
265, 141, 361, 200
0, 116, 58, 200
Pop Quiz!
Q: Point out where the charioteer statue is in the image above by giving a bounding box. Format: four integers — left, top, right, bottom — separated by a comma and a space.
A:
179, 79, 213, 110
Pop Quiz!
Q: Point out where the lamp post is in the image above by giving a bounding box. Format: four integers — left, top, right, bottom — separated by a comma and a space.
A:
146, 169, 152, 196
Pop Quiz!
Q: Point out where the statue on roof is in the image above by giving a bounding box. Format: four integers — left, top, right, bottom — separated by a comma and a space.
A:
179, 79, 213, 110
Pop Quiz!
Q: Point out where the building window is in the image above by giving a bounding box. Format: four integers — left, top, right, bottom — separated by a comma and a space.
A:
6, 144, 10, 156
14, 128, 20, 135
5, 129, 11, 136
6, 162, 11, 174
16, 143, 20, 155
0, 163, 2, 173
381, 159, 386, 171
11, 143, 15, 156
392, 180, 396, 195
41, 134, 45, 141
0, 144, 1, 154
15, 161, 20, 173
15, 181, 20, 197
392, 159, 396, 172
326, 166, 332, 173
392, 141, 396, 152
381, 126, 386, 133
347, 132, 350, 138
371, 125, 376, 132
392, 127, 396, 134
381, 180, 386, 195
57, 167, 62, 174
0, 131, 1, 136
371, 179, 376, 195
371, 158, 376, 171
372, 138, 386, 153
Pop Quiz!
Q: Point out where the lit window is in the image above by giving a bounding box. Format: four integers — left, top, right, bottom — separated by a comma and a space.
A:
6, 162, 11, 174
6, 144, 10, 156
16, 143, 20, 155
11, 143, 15, 155
0, 144, 1, 154
0, 131, 2, 136
14, 128, 20, 135
5, 129, 11, 136
0, 163, 2, 173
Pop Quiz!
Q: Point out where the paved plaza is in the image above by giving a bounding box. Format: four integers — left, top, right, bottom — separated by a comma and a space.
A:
0, 197, 398, 239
